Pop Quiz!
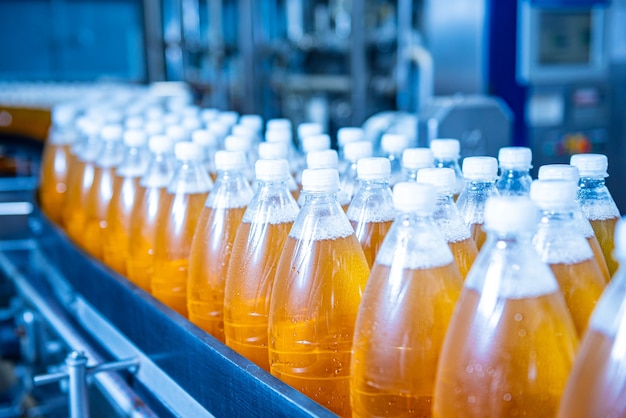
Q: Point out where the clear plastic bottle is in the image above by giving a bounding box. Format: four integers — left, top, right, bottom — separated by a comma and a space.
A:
337, 127, 364, 172
430, 139, 464, 200
417, 167, 478, 279
300, 150, 350, 209
269, 168, 370, 416
557, 216, 626, 418
433, 196, 578, 418
339, 141, 373, 204
538, 164, 610, 283
257, 141, 300, 200
224, 135, 255, 184
266, 118, 292, 133
530, 179, 606, 336
347, 157, 394, 268
83, 124, 125, 259
570, 153, 621, 277
495, 146, 533, 196
126, 135, 176, 291
224, 159, 300, 371
456, 156, 500, 250
102, 129, 150, 275
187, 150, 254, 341
351, 182, 463, 417
381, 133, 409, 186
191, 129, 218, 181
402, 147, 434, 182
152, 142, 213, 316
265, 128, 300, 176
297, 122, 324, 151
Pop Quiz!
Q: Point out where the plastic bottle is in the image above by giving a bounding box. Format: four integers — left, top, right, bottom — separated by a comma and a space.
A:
433, 196, 578, 418
530, 179, 606, 336
456, 156, 500, 250
538, 164, 610, 283
224, 135, 255, 184
417, 167, 478, 279
495, 146, 533, 196
165, 125, 188, 143
187, 150, 254, 341
223, 159, 300, 371
83, 124, 125, 259
126, 135, 176, 291
39, 104, 78, 223
266, 118, 292, 132
380, 133, 409, 186
257, 141, 300, 200
191, 129, 219, 181
337, 127, 364, 171
402, 147, 434, 182
297, 122, 324, 151
570, 153, 621, 277
300, 149, 351, 210
265, 128, 300, 175
268, 168, 370, 416
351, 182, 463, 417
557, 216, 626, 418
339, 141, 373, 203
346, 157, 394, 268
152, 142, 213, 316
430, 139, 464, 200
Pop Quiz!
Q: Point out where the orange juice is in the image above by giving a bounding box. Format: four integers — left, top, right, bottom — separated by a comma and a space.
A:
469, 223, 487, 250
39, 142, 72, 223
590, 216, 619, 277
350, 220, 393, 268
448, 237, 478, 279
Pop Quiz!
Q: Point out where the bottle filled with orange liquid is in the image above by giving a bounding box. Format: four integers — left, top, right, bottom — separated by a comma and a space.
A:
530, 179, 606, 336
264, 124, 299, 175
102, 129, 150, 275
339, 140, 373, 203
402, 147, 433, 182
430, 139, 463, 200
351, 182, 463, 417
417, 167, 478, 279
433, 196, 579, 418
268, 168, 370, 416
456, 156, 500, 250
257, 141, 300, 200
187, 150, 254, 341
300, 150, 350, 209
191, 129, 218, 180
223, 159, 300, 371
223, 135, 256, 185
297, 132, 330, 183
570, 153, 621, 277
381, 133, 409, 186
126, 135, 175, 291
346, 157, 394, 268
558, 216, 626, 418
39, 104, 78, 223
82, 124, 125, 259
152, 142, 213, 316
495, 147, 533, 196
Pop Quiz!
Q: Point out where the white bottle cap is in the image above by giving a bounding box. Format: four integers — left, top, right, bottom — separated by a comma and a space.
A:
301, 168, 340, 192
77, 118, 101, 136
302, 134, 331, 153
537, 164, 580, 182
182, 117, 202, 132
125, 116, 144, 130
179, 105, 200, 118
218, 111, 239, 127
215, 150, 247, 171
144, 120, 164, 136
307, 149, 339, 169
498, 146, 532, 169
430, 139, 460, 160
344, 141, 373, 162
357, 157, 391, 181
416, 167, 456, 191
224, 135, 253, 152
255, 158, 290, 182
200, 108, 219, 123
297, 122, 324, 140
393, 182, 436, 213
105, 110, 124, 124
402, 148, 434, 170
163, 113, 180, 126
100, 124, 123, 141
52, 105, 75, 126
191, 130, 218, 148
614, 217, 626, 260
462, 156, 498, 180
145, 106, 164, 120
265, 129, 292, 144
123, 129, 147, 148
570, 153, 609, 178
258, 142, 288, 160
484, 196, 539, 232
208, 121, 230, 138
381, 133, 409, 154
530, 179, 577, 209
240, 114, 263, 132
337, 127, 364, 147
232, 124, 257, 140
149, 135, 175, 154
166, 125, 187, 142
175, 141, 203, 161
266, 118, 292, 132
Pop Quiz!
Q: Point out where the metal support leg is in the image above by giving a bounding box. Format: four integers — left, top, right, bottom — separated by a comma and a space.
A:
66, 351, 89, 418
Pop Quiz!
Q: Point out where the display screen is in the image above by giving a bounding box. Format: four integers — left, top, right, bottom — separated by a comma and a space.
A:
539, 11, 592, 65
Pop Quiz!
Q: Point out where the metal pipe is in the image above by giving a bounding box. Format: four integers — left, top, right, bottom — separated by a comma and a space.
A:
350, 0, 367, 125
67, 351, 89, 418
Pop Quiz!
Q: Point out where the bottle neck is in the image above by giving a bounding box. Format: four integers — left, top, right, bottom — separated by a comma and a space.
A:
579, 176, 606, 189
168, 159, 213, 194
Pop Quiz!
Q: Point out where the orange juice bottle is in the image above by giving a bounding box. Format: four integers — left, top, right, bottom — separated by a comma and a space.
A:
223, 159, 300, 370
339, 140, 373, 203
558, 216, 626, 418
456, 156, 500, 250
257, 142, 300, 200
402, 147, 434, 182
430, 139, 463, 200
297, 132, 330, 183
39, 104, 78, 223
346, 157, 394, 268
433, 197, 578, 418
126, 135, 175, 291
495, 147, 533, 197
82, 124, 124, 259
152, 142, 213, 316
538, 163, 611, 283
351, 182, 463, 417
191, 129, 218, 180
265, 124, 299, 176
268, 168, 370, 416
570, 153, 621, 276
530, 179, 606, 336
224, 135, 255, 185
417, 167, 478, 279
300, 150, 350, 209
187, 150, 254, 341
381, 133, 409, 186
102, 130, 149, 275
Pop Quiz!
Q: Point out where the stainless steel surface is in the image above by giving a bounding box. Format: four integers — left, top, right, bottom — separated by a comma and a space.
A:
66, 351, 89, 418
143, 0, 166, 82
